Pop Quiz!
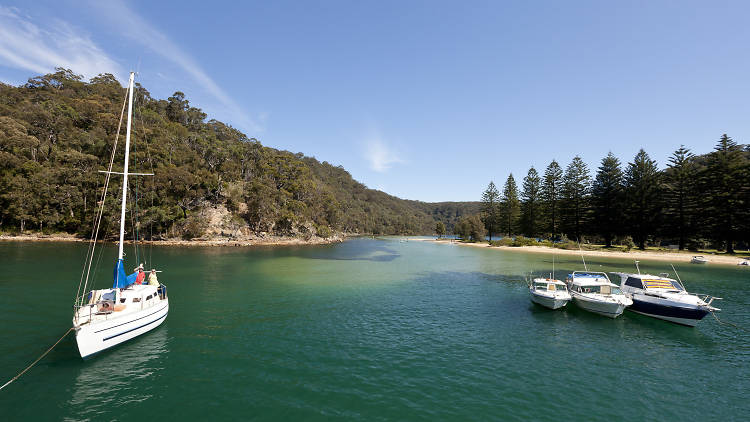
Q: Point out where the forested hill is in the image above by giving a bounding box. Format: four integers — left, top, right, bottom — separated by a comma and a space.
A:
0, 69, 473, 239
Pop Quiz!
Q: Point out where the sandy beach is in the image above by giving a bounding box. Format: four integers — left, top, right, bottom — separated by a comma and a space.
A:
427, 238, 749, 267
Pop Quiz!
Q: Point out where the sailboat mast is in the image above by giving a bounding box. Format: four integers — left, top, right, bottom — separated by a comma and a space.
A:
118, 72, 135, 261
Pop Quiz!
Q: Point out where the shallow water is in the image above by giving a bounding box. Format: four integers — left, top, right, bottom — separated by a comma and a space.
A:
0, 238, 748, 421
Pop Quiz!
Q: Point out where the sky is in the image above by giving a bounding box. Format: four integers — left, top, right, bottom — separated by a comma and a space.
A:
1, 0, 749, 202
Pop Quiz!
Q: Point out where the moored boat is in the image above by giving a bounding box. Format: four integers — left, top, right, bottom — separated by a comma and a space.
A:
691, 255, 708, 264
612, 271, 720, 326
565, 271, 632, 318
529, 278, 571, 310
72, 72, 169, 359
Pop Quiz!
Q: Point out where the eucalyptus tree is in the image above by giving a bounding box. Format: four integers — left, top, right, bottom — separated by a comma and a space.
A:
591, 152, 624, 247
520, 167, 541, 237
501, 174, 520, 236
663, 145, 696, 250
703, 134, 745, 252
541, 160, 563, 239
435, 221, 446, 239
562, 156, 591, 242
481, 181, 500, 241
624, 149, 661, 250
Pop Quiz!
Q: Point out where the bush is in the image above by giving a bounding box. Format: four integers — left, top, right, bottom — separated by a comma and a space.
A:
622, 236, 635, 252
179, 215, 208, 239
511, 236, 538, 247
316, 224, 333, 238
490, 237, 513, 246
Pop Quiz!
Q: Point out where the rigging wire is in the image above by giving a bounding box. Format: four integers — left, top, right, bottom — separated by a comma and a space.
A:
75, 91, 128, 310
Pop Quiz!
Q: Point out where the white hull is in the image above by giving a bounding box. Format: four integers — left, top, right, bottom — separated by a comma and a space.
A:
572, 294, 626, 318
530, 292, 570, 310
628, 309, 700, 327
75, 300, 168, 359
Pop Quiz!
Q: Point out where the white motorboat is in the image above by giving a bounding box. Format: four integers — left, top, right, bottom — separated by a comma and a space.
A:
72, 72, 168, 359
529, 278, 571, 310
738, 259, 750, 266
612, 271, 720, 326
691, 256, 708, 264
565, 271, 632, 318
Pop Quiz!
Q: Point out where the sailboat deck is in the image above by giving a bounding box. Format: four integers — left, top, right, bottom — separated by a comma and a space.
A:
74, 284, 166, 327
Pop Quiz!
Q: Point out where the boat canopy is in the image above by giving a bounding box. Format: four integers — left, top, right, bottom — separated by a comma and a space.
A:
113, 259, 138, 289
642, 278, 683, 290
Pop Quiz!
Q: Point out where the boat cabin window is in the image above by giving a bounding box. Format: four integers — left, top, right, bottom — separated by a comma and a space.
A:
132, 297, 141, 303
146, 295, 152, 300
625, 277, 644, 288
534, 283, 548, 291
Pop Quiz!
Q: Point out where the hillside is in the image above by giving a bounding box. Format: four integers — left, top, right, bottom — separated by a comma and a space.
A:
0, 69, 475, 240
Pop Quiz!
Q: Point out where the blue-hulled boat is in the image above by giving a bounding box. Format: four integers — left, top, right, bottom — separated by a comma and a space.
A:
611, 272, 720, 326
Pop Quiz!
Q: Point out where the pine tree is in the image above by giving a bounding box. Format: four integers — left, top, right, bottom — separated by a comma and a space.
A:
501, 174, 520, 236
624, 149, 660, 250
663, 146, 696, 250
541, 160, 563, 239
520, 167, 541, 237
480, 181, 500, 241
561, 156, 591, 241
703, 134, 744, 252
591, 152, 624, 247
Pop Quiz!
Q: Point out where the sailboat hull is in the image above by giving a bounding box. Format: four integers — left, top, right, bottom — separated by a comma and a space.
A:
75, 300, 168, 359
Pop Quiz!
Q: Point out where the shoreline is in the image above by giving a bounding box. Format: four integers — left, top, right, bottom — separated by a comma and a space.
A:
427, 239, 749, 267
0, 233, 345, 247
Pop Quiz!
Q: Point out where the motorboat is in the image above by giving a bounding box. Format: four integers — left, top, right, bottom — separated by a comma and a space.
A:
529, 278, 571, 310
691, 256, 708, 264
565, 271, 632, 318
72, 72, 169, 358
738, 259, 750, 266
612, 271, 720, 326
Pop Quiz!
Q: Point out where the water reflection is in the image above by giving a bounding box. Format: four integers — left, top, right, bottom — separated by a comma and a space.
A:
65, 328, 168, 420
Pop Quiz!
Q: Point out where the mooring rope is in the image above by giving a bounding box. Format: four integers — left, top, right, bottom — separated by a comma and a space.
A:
711, 311, 749, 333
0, 328, 73, 392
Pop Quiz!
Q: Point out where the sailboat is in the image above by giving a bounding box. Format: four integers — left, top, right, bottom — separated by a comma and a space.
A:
72, 72, 169, 359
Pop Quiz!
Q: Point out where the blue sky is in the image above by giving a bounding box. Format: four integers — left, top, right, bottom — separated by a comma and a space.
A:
1, 1, 748, 201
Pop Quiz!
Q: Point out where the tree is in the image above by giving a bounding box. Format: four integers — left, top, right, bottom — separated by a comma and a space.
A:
663, 146, 696, 250
624, 149, 660, 250
541, 160, 563, 239
520, 167, 541, 237
702, 134, 745, 252
500, 174, 520, 236
480, 181, 500, 241
453, 214, 485, 242
435, 221, 446, 238
561, 156, 591, 242
591, 152, 624, 247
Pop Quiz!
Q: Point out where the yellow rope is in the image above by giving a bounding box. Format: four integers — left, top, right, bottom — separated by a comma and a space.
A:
0, 328, 73, 392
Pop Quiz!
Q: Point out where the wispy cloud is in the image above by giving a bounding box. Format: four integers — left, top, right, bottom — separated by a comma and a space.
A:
90, 1, 262, 133
363, 130, 406, 172
0, 7, 121, 80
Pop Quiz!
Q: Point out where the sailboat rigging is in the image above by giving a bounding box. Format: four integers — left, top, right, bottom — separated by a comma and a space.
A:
72, 72, 169, 359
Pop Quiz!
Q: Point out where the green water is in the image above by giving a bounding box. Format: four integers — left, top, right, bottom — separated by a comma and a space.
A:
0, 238, 748, 421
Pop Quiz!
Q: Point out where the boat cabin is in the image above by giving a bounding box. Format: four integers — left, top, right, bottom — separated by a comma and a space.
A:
532, 279, 567, 292
618, 273, 684, 293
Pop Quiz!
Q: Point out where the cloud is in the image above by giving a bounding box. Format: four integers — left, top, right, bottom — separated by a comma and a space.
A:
364, 132, 406, 172
90, 1, 262, 133
0, 7, 122, 80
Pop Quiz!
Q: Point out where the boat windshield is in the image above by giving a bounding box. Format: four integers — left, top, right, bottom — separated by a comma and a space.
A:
578, 285, 621, 295
534, 283, 549, 291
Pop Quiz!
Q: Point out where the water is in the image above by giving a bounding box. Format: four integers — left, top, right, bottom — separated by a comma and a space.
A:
0, 238, 748, 421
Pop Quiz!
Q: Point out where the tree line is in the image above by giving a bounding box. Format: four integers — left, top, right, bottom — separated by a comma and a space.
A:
462, 138, 749, 252
0, 69, 453, 239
